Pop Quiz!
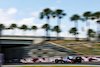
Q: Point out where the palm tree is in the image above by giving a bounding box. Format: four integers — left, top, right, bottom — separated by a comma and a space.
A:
0, 24, 5, 36
41, 24, 50, 40
97, 20, 100, 40
82, 11, 92, 40
52, 9, 66, 39
87, 29, 96, 39
70, 14, 80, 40
0, 24, 5, 52
92, 12, 100, 40
41, 24, 50, 37
52, 9, 66, 26
92, 12, 100, 19
31, 26, 38, 36
83, 11, 92, 28
40, 8, 52, 40
19, 25, 28, 35
69, 27, 79, 40
9, 24, 17, 35
52, 26, 61, 40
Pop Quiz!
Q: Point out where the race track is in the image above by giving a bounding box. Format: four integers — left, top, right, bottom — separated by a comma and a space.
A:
2, 63, 100, 67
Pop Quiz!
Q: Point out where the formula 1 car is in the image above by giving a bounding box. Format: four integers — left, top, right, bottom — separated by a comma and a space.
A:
55, 56, 82, 63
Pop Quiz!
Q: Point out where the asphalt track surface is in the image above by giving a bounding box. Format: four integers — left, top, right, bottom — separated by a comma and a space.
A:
3, 62, 100, 65
2, 64, 100, 67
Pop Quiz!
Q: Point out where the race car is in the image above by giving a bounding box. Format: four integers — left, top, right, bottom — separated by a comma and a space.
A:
55, 56, 82, 63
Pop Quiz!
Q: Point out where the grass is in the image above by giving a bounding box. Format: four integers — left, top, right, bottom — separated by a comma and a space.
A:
51, 40, 100, 55
71, 44, 100, 55
67, 45, 100, 55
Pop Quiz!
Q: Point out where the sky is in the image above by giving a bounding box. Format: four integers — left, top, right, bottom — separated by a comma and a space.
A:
0, 0, 100, 38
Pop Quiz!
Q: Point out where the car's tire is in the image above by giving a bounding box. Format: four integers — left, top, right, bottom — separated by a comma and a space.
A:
58, 60, 65, 63
73, 61, 76, 63
78, 60, 82, 63
75, 57, 82, 63
55, 60, 58, 63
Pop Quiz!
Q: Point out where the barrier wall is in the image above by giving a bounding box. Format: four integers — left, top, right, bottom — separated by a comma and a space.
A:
21, 56, 100, 63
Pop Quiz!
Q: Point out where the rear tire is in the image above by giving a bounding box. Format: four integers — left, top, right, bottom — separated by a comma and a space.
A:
55, 60, 58, 63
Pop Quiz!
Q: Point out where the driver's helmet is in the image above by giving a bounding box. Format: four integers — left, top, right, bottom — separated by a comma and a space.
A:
67, 56, 74, 59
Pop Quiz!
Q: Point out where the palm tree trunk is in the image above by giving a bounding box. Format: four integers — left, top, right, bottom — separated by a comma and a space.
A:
12, 29, 15, 35
0, 29, 2, 35
57, 32, 59, 40
86, 22, 90, 41
86, 22, 90, 29
97, 23, 100, 41
24, 31, 26, 35
57, 17, 61, 26
33, 30, 34, 36
35, 30, 36, 36
57, 32, 58, 40
46, 18, 50, 41
75, 21, 78, 31
57, 17, 61, 40
12, 29, 14, 35
75, 21, 78, 41
23, 30, 25, 35
46, 29, 48, 40
57, 17, 59, 40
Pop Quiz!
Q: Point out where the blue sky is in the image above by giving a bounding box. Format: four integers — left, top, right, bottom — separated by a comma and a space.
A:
0, 0, 100, 37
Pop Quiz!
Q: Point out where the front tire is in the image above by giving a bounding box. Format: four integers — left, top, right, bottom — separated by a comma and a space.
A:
75, 57, 82, 63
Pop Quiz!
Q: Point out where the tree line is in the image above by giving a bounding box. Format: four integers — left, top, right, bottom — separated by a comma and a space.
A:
0, 8, 100, 41
39, 8, 100, 40
0, 23, 61, 36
